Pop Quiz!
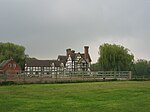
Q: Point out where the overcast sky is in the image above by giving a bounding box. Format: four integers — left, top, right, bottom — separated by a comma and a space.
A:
0, 0, 150, 63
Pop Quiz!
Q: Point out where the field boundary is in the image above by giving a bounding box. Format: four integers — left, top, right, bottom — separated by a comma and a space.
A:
0, 71, 133, 84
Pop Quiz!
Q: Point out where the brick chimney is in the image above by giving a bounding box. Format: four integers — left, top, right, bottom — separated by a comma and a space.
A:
84, 46, 89, 60
66, 48, 71, 56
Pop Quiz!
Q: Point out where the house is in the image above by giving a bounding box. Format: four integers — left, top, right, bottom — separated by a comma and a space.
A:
25, 46, 92, 75
0, 58, 21, 76
25, 59, 65, 75
58, 46, 92, 72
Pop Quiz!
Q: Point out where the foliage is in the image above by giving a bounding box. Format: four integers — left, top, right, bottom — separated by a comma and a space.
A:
133, 59, 150, 75
94, 43, 134, 71
0, 42, 26, 69
0, 81, 150, 112
90, 63, 101, 71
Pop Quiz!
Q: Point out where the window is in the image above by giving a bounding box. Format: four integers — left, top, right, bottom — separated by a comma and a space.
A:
33, 67, 35, 71
36, 67, 39, 71
8, 63, 12, 68
13, 64, 16, 68
61, 63, 64, 67
25, 67, 27, 71
44, 67, 47, 70
52, 63, 55, 67
27, 67, 30, 71
38, 67, 41, 71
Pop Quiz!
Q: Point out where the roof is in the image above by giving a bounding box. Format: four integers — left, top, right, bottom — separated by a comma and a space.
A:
57, 55, 67, 61
49, 60, 65, 67
68, 53, 92, 62
80, 53, 92, 62
25, 59, 66, 67
0, 59, 13, 68
25, 59, 50, 67
70, 53, 76, 61
58, 52, 91, 62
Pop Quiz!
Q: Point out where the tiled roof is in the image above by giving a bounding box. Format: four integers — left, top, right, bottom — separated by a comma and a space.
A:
81, 53, 92, 62
57, 55, 67, 61
70, 53, 76, 61
25, 59, 50, 67
0, 59, 12, 68
49, 60, 65, 67
25, 59, 66, 67
58, 53, 91, 62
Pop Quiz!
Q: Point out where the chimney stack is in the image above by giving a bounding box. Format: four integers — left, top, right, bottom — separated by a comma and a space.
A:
66, 48, 71, 56
84, 46, 89, 60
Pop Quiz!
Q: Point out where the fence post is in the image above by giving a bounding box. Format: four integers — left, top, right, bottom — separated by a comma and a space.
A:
129, 71, 132, 80
23, 72, 26, 83
3, 70, 7, 82
93, 72, 96, 80
114, 71, 116, 79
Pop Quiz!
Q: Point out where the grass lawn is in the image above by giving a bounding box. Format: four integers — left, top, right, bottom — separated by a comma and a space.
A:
0, 81, 150, 112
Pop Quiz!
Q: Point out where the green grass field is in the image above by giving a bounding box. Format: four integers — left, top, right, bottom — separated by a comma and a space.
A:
0, 81, 150, 112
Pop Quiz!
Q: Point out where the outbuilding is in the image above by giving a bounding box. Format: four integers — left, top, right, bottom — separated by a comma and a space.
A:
0, 58, 21, 79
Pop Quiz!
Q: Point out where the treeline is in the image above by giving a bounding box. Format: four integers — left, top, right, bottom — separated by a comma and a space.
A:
91, 43, 150, 75
133, 59, 150, 75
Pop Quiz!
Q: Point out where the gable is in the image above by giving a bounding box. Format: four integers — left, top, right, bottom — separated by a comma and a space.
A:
0, 59, 21, 70
78, 58, 87, 64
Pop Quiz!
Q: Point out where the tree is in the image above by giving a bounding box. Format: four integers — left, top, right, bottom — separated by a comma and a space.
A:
133, 59, 150, 75
0, 42, 26, 69
91, 63, 102, 71
97, 43, 134, 71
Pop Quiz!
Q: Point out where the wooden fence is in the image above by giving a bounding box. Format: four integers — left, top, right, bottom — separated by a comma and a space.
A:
0, 71, 133, 83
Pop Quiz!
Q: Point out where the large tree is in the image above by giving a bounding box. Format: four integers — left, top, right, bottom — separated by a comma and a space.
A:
0, 42, 26, 69
97, 43, 134, 71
